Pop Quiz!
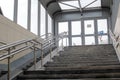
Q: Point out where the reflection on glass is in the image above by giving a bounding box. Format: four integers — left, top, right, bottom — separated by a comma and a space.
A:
98, 35, 108, 44
84, 20, 94, 34
18, 0, 28, 29
71, 21, 81, 35
0, 0, 14, 20
48, 14, 52, 33
40, 5, 46, 36
59, 38, 69, 47
31, 0, 38, 35
85, 36, 95, 45
97, 19, 108, 34
58, 22, 68, 34
72, 37, 82, 46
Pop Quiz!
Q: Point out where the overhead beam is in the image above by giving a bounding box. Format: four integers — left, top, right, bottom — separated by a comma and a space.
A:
78, 0, 83, 13
46, 1, 56, 8
52, 10, 61, 17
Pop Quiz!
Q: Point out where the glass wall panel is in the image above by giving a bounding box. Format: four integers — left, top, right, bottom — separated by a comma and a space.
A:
31, 0, 38, 35
97, 19, 108, 34
71, 21, 81, 35
18, 0, 28, 29
72, 37, 82, 46
40, 5, 46, 36
84, 20, 94, 34
98, 35, 108, 44
48, 14, 52, 33
0, 0, 14, 20
85, 36, 95, 45
58, 22, 68, 34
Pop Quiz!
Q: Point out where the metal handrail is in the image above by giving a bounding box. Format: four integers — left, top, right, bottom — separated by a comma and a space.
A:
0, 42, 6, 45
0, 45, 33, 61
40, 33, 53, 39
109, 29, 120, 55
42, 32, 67, 49
0, 32, 67, 80
0, 31, 67, 61
0, 39, 33, 51
109, 29, 120, 43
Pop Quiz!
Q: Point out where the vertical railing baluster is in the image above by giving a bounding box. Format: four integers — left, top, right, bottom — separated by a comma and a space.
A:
50, 40, 52, 61
62, 37, 64, 51
33, 44, 36, 70
66, 37, 67, 47
57, 37, 59, 54
41, 44, 43, 67
7, 48, 11, 80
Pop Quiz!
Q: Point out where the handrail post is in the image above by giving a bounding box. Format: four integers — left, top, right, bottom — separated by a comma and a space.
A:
62, 37, 64, 51
41, 44, 43, 67
33, 44, 36, 70
50, 40, 52, 61
7, 48, 11, 80
56, 37, 59, 54
66, 37, 67, 47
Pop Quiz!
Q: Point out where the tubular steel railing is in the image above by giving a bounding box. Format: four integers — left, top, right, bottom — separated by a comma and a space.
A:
109, 29, 120, 57
0, 32, 67, 80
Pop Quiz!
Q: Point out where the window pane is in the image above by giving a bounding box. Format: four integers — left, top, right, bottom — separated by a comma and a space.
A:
58, 3, 76, 10
58, 22, 68, 34
40, 5, 46, 36
85, 36, 95, 45
97, 19, 108, 34
86, 0, 101, 8
31, 0, 38, 35
80, 0, 101, 8
59, 38, 69, 47
72, 37, 82, 46
18, 0, 28, 29
48, 14, 52, 33
0, 0, 14, 20
98, 35, 108, 44
84, 20, 94, 34
71, 21, 81, 35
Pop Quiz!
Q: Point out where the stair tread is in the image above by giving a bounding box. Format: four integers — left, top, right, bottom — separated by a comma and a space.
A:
18, 72, 120, 79
16, 44, 120, 80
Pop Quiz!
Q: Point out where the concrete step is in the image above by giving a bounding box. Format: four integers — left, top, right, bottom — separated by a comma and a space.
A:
54, 58, 118, 63
58, 53, 117, 57
53, 57, 118, 61
24, 65, 120, 74
47, 61, 119, 65
45, 64, 120, 71
15, 44, 119, 80
17, 72, 120, 79
53, 57, 118, 62
45, 62, 120, 67
16, 78, 120, 80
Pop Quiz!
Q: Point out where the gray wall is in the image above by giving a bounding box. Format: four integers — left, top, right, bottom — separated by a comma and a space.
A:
111, 0, 120, 31
54, 9, 110, 21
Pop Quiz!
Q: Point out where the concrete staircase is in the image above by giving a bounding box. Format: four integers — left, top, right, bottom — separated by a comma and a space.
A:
16, 44, 120, 80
